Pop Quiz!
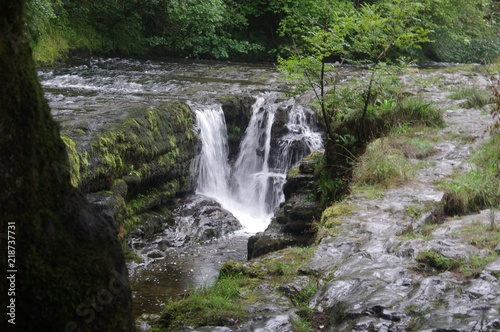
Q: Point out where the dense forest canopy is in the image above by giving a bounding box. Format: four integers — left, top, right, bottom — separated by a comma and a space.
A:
28, 0, 500, 64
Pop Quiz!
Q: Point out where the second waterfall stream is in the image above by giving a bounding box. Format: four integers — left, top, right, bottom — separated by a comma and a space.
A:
192, 94, 323, 234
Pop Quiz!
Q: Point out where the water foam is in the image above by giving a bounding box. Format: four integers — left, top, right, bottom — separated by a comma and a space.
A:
193, 95, 322, 234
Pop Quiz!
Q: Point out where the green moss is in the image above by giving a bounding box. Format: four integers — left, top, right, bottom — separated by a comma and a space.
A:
219, 261, 264, 279
61, 136, 81, 187
315, 203, 355, 240
123, 216, 142, 237
63, 102, 196, 194
320, 203, 354, 227
288, 165, 300, 178
125, 184, 177, 216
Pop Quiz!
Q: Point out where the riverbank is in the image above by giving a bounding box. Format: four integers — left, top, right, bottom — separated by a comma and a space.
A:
149, 66, 500, 331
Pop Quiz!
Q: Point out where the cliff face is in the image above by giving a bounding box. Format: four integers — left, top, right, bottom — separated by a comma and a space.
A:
0, 1, 134, 330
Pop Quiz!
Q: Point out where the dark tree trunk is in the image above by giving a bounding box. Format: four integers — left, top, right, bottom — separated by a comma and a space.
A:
0, 1, 134, 331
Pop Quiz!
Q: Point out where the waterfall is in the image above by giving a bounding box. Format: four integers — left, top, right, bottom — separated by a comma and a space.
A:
192, 95, 323, 234
191, 107, 232, 200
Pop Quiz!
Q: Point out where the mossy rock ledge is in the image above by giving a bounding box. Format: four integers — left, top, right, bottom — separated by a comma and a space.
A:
60, 101, 197, 238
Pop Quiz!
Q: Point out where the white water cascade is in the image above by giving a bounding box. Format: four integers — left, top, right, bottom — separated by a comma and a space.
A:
192, 95, 323, 234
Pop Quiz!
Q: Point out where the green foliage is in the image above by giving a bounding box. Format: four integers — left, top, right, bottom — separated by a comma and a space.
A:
277, 0, 431, 174
26, 0, 58, 44
292, 315, 315, 332
273, 0, 356, 56
350, 1, 429, 62
421, 0, 500, 63
314, 157, 349, 205
26, 0, 500, 63
158, 0, 261, 59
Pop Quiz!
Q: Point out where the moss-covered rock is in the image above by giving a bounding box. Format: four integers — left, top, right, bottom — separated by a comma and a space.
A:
62, 102, 196, 194
60, 101, 197, 240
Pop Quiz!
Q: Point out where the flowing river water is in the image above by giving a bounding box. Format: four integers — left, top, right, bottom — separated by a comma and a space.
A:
38, 57, 323, 318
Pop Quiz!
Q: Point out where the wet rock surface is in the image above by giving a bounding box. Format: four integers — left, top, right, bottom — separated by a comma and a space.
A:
129, 195, 243, 251
186, 68, 500, 331
170, 195, 243, 246
248, 152, 323, 259
313, 70, 498, 331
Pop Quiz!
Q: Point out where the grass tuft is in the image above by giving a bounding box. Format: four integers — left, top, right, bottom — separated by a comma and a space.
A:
416, 249, 497, 278
352, 138, 416, 188
155, 273, 246, 330
448, 86, 493, 109
416, 250, 461, 272
390, 95, 445, 128
452, 220, 500, 251
438, 134, 499, 215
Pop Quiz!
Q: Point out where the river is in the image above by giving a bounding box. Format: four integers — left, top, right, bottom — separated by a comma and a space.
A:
38, 57, 323, 318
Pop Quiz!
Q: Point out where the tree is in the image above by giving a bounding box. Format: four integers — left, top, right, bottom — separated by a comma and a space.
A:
279, 0, 428, 140
278, 0, 429, 203
158, 0, 261, 59
420, 0, 500, 63
0, 1, 134, 330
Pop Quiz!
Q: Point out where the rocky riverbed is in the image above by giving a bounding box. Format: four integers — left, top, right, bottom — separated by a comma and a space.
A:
146, 67, 499, 331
